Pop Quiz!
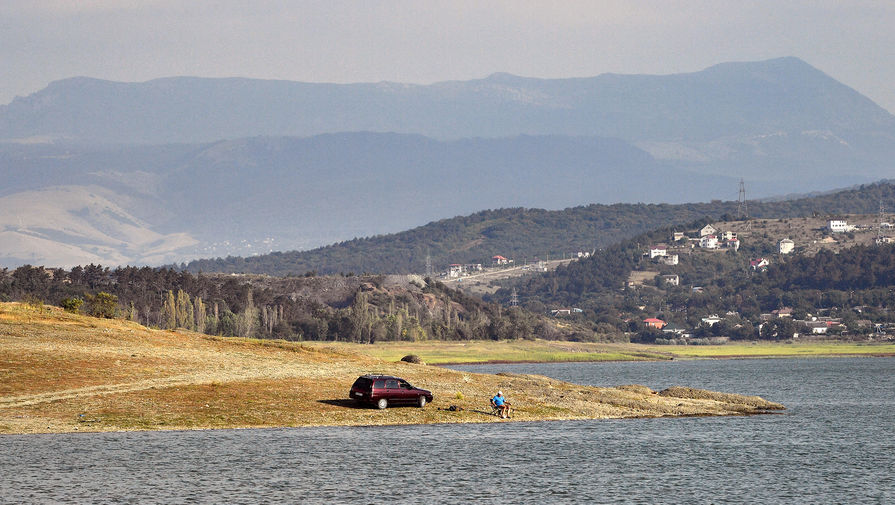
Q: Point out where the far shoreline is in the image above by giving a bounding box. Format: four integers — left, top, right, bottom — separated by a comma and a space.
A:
311, 339, 895, 366
434, 352, 895, 366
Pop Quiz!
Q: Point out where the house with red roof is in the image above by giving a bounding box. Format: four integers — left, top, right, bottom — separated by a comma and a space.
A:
643, 318, 666, 329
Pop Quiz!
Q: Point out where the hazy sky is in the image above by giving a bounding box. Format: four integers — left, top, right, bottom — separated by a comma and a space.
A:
3, 1, 895, 112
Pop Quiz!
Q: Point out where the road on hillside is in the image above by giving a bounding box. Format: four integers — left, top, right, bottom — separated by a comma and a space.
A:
439, 258, 575, 294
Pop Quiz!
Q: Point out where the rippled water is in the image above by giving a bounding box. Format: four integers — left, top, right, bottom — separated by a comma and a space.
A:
2, 358, 893, 504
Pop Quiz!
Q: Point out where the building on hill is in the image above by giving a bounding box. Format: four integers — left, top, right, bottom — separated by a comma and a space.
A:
551, 307, 583, 316
772, 307, 793, 318
448, 264, 464, 277
725, 238, 740, 250
643, 318, 666, 329
492, 255, 511, 265
672, 231, 686, 242
660, 254, 679, 265
649, 245, 668, 258
662, 323, 689, 336
660, 274, 680, 286
779, 238, 795, 254
700, 224, 717, 237
750, 258, 769, 271
720, 231, 737, 241
829, 220, 854, 233
700, 235, 719, 249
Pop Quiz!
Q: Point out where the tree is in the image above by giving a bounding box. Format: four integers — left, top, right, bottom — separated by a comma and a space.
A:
163, 291, 176, 329
85, 292, 118, 318
176, 289, 194, 330
236, 290, 259, 338
60, 297, 83, 314
194, 297, 207, 334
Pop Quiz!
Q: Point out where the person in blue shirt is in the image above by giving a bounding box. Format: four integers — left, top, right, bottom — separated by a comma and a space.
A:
491, 391, 511, 418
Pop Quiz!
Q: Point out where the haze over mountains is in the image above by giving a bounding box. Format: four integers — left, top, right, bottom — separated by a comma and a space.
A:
1, 57, 893, 269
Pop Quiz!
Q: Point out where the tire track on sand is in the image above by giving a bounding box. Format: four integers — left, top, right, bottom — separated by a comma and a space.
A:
0, 366, 304, 409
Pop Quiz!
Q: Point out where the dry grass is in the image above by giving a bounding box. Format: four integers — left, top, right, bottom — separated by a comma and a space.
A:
0, 303, 783, 434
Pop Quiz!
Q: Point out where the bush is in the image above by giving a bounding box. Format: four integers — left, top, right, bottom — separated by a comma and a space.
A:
85, 291, 118, 318
400, 354, 423, 364
60, 297, 83, 313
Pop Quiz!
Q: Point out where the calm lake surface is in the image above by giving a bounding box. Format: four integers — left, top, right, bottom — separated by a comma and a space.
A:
2, 357, 893, 504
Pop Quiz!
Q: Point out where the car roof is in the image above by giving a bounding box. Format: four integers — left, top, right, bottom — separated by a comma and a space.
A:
359, 374, 403, 380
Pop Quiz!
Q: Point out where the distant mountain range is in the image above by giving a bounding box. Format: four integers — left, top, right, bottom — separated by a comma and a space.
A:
1, 57, 894, 268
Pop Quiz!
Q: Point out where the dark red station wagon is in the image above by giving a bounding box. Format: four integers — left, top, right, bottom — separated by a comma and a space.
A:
349, 375, 433, 409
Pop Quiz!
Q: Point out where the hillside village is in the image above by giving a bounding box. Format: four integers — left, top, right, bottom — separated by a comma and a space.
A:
624, 214, 895, 342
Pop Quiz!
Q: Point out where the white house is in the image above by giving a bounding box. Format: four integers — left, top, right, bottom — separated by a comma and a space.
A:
672, 231, 686, 242
661, 274, 680, 286
701, 315, 723, 326
649, 245, 668, 258
720, 231, 737, 241
699, 235, 719, 249
726, 238, 740, 250
660, 254, 679, 266
699, 224, 717, 237
779, 238, 795, 254
751, 258, 770, 271
829, 220, 853, 233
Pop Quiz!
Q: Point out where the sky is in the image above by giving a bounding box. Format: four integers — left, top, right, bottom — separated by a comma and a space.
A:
2, 1, 895, 112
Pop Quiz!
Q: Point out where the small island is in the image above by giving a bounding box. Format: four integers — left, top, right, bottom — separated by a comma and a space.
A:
0, 303, 783, 434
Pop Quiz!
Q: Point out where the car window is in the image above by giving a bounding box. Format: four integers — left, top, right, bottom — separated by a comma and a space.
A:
374, 380, 386, 388
399, 381, 411, 389
385, 379, 399, 389
352, 377, 372, 389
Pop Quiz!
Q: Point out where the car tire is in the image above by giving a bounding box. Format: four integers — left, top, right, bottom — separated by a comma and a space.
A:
418, 396, 427, 408
377, 398, 388, 410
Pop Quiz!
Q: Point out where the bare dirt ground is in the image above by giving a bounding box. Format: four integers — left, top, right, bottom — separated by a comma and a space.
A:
440, 259, 574, 295
0, 303, 783, 434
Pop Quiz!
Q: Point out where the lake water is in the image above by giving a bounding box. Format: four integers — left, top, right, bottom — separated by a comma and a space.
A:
2, 357, 893, 504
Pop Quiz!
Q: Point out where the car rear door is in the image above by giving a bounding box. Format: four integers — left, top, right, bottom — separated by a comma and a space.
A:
385, 378, 402, 404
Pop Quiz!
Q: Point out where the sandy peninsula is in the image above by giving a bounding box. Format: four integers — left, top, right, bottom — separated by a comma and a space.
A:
0, 303, 783, 434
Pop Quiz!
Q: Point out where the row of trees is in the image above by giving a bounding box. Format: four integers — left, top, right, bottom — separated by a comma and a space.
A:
0, 265, 575, 342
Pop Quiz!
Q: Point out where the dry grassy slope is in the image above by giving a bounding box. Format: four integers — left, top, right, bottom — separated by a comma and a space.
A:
0, 303, 783, 434
712, 214, 889, 255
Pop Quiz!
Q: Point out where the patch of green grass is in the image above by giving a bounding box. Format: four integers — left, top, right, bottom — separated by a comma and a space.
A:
643, 341, 895, 358
308, 340, 670, 364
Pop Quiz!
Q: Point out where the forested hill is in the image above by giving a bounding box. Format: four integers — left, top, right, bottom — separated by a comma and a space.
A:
182, 181, 895, 276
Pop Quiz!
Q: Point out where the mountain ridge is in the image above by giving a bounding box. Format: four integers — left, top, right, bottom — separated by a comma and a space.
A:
3, 57, 893, 144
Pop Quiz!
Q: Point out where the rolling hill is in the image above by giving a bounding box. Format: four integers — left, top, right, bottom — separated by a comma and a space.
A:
182, 181, 895, 276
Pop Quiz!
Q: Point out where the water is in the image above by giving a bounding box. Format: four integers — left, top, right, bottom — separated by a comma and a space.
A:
2, 358, 893, 504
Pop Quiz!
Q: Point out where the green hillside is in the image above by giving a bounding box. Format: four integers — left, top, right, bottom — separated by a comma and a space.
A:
183, 181, 895, 276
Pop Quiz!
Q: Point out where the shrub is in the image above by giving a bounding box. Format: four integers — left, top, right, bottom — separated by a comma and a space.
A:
23, 294, 44, 310
400, 354, 422, 364
60, 297, 83, 313
85, 291, 118, 319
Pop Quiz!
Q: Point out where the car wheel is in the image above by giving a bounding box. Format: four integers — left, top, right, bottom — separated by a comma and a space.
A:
377, 398, 388, 409
418, 396, 427, 408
